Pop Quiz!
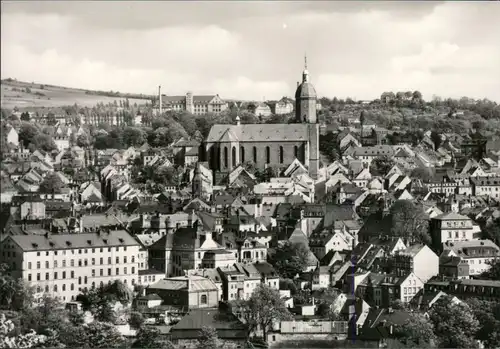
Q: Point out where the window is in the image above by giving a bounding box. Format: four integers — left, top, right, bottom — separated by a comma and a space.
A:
37, 273, 40, 281
71, 259, 74, 267
37, 252, 40, 257
124, 267, 127, 274
54, 261, 58, 268
78, 277, 82, 285
92, 269, 95, 277
84, 276, 87, 284
46, 251, 49, 256
54, 272, 58, 279
78, 249, 82, 254
71, 271, 74, 278
28, 274, 32, 281
54, 285, 58, 292
71, 284, 74, 291
92, 258, 95, 265
116, 257, 119, 264
62, 284, 66, 291
124, 256, 127, 263
108, 257, 111, 264
232, 146, 236, 167
45, 261, 49, 268
100, 258, 103, 265
224, 146, 228, 168
116, 247, 119, 252
279, 146, 284, 164
28, 262, 32, 269
100, 248, 103, 253
116, 268, 120, 275
266, 146, 270, 164
294, 145, 299, 159
132, 267, 135, 274
37, 262, 40, 269
62, 260, 66, 267
240, 146, 245, 163
45, 272, 49, 280
78, 260, 82, 267
62, 271, 66, 278
108, 268, 112, 276
132, 256, 135, 263
100, 269, 103, 276
200, 294, 207, 304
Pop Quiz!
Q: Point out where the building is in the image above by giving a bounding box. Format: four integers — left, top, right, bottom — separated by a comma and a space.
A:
267, 97, 294, 115
0, 230, 140, 303
147, 275, 220, 309
2, 124, 19, 147
429, 212, 477, 251
153, 91, 228, 116
471, 176, 500, 200
203, 58, 319, 181
425, 278, 500, 300
385, 244, 439, 283
254, 103, 272, 118
441, 239, 500, 276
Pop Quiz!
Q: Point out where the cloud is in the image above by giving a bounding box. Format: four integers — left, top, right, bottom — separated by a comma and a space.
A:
1, 2, 499, 101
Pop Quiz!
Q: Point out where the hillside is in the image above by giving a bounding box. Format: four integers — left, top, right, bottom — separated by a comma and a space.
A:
0, 79, 153, 109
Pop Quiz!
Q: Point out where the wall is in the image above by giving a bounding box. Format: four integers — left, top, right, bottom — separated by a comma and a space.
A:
187, 289, 219, 309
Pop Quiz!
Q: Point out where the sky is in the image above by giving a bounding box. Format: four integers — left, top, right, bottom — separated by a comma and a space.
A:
1, 1, 500, 102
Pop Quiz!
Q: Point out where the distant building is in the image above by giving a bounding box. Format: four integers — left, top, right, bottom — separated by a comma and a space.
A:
267, 97, 294, 115
153, 92, 228, 116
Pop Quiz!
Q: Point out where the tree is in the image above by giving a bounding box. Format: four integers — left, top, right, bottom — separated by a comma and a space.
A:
429, 296, 480, 348
430, 131, 442, 151
319, 131, 339, 163
393, 312, 436, 348
39, 173, 65, 194
369, 156, 395, 176
480, 218, 500, 246
128, 312, 144, 329
235, 284, 293, 340
31, 134, 57, 152
66, 322, 123, 348
269, 242, 310, 279
76, 133, 91, 148
18, 122, 40, 148
132, 327, 175, 349
466, 298, 500, 348
0, 264, 35, 311
479, 258, 500, 281
196, 326, 221, 349
390, 200, 430, 244
0, 313, 48, 348
20, 112, 30, 121
123, 127, 147, 147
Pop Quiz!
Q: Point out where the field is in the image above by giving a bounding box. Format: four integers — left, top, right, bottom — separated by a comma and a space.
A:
1, 79, 151, 109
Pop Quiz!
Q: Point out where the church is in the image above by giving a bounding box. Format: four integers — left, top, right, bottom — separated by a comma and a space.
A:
204, 60, 319, 182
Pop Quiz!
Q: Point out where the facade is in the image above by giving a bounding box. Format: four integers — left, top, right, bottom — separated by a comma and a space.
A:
204, 61, 319, 180
267, 97, 294, 115
0, 230, 140, 303
441, 239, 500, 276
153, 92, 228, 116
471, 176, 500, 200
147, 275, 220, 309
430, 212, 476, 251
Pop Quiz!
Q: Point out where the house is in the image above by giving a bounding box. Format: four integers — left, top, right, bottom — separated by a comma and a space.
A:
425, 278, 500, 300
441, 239, 500, 276
170, 308, 248, 349
2, 124, 19, 147
147, 275, 219, 309
429, 212, 477, 251
382, 244, 439, 283
471, 176, 500, 200
267, 97, 294, 115
254, 103, 272, 118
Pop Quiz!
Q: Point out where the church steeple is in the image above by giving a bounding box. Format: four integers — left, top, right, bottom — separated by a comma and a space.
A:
302, 53, 309, 83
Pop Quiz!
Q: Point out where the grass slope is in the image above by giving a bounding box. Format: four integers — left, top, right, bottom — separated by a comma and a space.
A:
1, 79, 152, 109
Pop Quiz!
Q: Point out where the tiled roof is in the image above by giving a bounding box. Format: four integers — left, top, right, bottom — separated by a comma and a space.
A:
206, 124, 310, 143
432, 212, 471, 221
150, 275, 218, 292
170, 308, 247, 339
8, 230, 138, 251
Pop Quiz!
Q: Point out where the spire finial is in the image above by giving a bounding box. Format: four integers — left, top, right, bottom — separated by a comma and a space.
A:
304, 53, 307, 70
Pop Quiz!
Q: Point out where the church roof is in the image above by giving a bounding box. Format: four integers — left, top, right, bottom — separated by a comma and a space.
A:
295, 82, 317, 99
206, 124, 310, 143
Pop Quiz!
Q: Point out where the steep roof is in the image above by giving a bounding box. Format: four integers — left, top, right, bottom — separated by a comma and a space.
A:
9, 230, 137, 251
206, 124, 310, 143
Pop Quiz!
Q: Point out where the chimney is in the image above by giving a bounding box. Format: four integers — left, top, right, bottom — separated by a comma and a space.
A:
158, 85, 162, 115
187, 211, 193, 228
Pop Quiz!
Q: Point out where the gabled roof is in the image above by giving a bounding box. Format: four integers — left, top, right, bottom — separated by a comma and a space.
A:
206, 124, 310, 143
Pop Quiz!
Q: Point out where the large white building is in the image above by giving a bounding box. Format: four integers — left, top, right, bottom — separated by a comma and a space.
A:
0, 230, 141, 303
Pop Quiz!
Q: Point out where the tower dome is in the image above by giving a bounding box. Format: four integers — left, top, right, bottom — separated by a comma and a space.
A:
295, 54, 317, 99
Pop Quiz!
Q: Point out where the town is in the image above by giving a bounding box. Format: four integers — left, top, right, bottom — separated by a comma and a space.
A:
2, 1, 500, 348
1, 59, 500, 349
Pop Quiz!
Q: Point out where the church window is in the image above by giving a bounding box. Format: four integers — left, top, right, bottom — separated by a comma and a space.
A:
266, 146, 271, 164
279, 146, 284, 164
240, 146, 245, 163
253, 147, 257, 163
224, 147, 228, 168
232, 146, 236, 167
294, 146, 299, 159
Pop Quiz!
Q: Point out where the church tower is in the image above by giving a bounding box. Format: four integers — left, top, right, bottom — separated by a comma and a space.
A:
295, 55, 319, 180
295, 55, 317, 123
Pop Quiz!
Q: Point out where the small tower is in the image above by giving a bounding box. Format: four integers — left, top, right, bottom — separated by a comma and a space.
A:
192, 164, 202, 198
235, 115, 241, 126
